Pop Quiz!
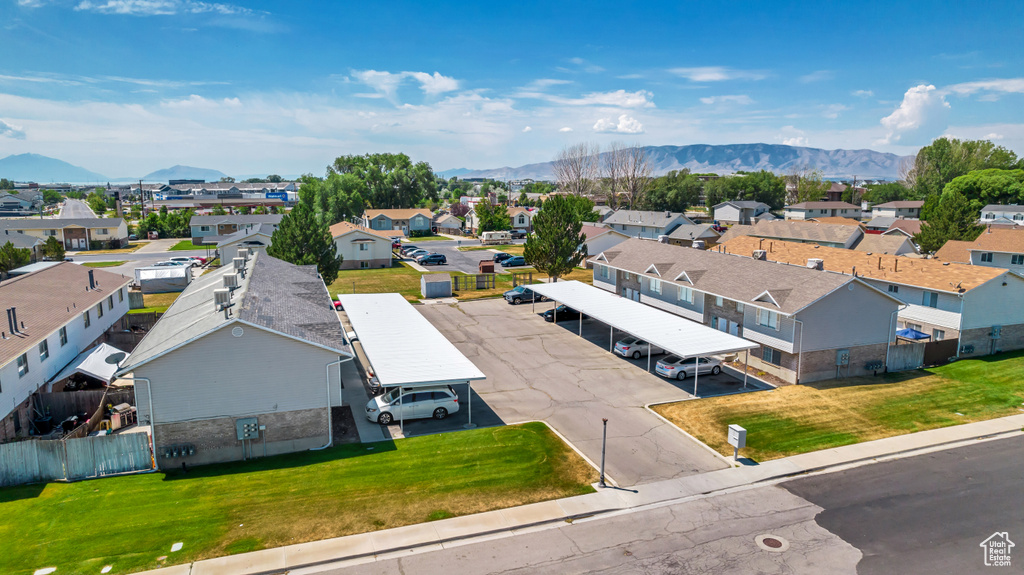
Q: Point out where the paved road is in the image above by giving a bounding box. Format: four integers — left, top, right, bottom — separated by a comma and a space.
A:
417, 298, 745, 486
59, 198, 96, 218
71, 244, 217, 277
400, 239, 526, 273
306, 485, 860, 575
784, 435, 1024, 575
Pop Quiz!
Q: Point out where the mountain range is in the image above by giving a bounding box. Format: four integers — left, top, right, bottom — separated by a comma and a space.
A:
441, 144, 912, 180
140, 165, 229, 182
0, 153, 108, 183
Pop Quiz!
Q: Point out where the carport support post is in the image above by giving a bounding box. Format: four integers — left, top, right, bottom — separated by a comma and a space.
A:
743, 349, 749, 389
609, 326, 613, 352
578, 313, 582, 336
647, 344, 652, 372
693, 356, 700, 398
399, 387, 404, 434
599, 418, 608, 488
463, 381, 475, 429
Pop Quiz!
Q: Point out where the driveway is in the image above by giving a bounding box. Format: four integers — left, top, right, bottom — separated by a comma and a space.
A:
416, 298, 733, 487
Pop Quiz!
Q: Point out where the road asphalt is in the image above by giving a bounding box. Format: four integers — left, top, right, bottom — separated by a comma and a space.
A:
784, 434, 1024, 575
59, 198, 97, 218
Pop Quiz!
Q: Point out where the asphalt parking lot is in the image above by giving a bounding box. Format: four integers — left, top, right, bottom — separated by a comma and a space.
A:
416, 298, 755, 486
399, 239, 526, 273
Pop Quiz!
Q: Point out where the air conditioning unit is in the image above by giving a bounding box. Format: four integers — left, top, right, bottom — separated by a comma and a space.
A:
223, 274, 238, 289
752, 250, 767, 260
692, 240, 706, 250
214, 288, 231, 309
232, 257, 246, 270
807, 258, 824, 270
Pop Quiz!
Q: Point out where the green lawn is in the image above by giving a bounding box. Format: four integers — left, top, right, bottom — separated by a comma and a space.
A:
459, 244, 525, 255
653, 350, 1024, 462
404, 235, 451, 242
81, 260, 126, 268
0, 423, 595, 575
169, 240, 212, 251
84, 243, 147, 255
127, 292, 180, 315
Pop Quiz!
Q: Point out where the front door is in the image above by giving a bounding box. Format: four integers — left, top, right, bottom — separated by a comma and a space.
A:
729, 321, 739, 336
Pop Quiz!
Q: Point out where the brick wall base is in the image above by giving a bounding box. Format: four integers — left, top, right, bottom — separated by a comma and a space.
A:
744, 342, 889, 385
959, 323, 1024, 357
155, 407, 328, 468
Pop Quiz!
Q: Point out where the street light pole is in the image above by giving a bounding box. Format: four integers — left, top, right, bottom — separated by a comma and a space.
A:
599, 418, 608, 488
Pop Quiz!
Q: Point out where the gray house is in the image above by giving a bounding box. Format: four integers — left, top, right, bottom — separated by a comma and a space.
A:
116, 252, 352, 468
590, 238, 901, 383
603, 210, 693, 239
712, 201, 772, 225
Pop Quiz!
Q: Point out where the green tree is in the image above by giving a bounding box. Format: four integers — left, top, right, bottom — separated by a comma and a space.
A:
42, 236, 65, 260
863, 182, 911, 205
474, 201, 510, 232
0, 178, 12, 190
517, 190, 529, 206
329, 153, 435, 208
267, 174, 283, 183
42, 189, 63, 205
0, 241, 31, 273
644, 170, 704, 212
220, 176, 236, 183
86, 191, 107, 215
211, 204, 228, 216
735, 170, 787, 210
942, 169, 1024, 212
909, 137, 1021, 199
914, 190, 984, 253
523, 195, 588, 282
301, 173, 366, 226
254, 205, 269, 215
793, 169, 832, 203
267, 201, 343, 284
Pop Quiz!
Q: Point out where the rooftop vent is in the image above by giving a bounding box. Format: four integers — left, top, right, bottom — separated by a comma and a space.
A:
752, 250, 767, 261
807, 258, 824, 270
88, 269, 95, 290
692, 240, 706, 250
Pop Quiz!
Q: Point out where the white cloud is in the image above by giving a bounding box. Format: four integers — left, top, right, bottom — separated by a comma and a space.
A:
0, 119, 26, 139
558, 127, 573, 132
699, 95, 753, 105
593, 114, 644, 134
822, 104, 848, 119
17, 0, 46, 7
522, 126, 532, 133
526, 78, 572, 89
777, 126, 808, 147
879, 84, 951, 145
517, 89, 654, 108
852, 89, 874, 98
668, 66, 766, 82
562, 57, 604, 74
799, 70, 834, 83
161, 94, 241, 108
985, 132, 1004, 140
74, 0, 253, 16
350, 70, 459, 101
943, 78, 1024, 99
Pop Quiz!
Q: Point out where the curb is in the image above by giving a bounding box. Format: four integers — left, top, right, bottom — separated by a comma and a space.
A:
644, 400, 737, 467
509, 419, 620, 488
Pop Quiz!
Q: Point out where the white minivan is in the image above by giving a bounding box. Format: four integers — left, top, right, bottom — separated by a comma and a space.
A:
366, 385, 460, 425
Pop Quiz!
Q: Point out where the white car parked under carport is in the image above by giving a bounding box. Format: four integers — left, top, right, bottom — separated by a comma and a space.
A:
655, 355, 722, 380
613, 336, 664, 359
365, 385, 460, 425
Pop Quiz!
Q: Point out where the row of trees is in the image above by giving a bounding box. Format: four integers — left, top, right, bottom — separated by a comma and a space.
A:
552, 142, 653, 210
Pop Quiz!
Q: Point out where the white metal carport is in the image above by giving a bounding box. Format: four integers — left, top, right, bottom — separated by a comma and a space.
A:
528, 281, 758, 396
337, 293, 486, 431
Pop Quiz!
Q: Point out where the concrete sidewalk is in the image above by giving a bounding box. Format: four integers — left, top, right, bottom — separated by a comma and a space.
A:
140, 413, 1024, 575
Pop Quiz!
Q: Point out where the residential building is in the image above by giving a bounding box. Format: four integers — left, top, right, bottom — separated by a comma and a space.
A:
865, 216, 900, 232
581, 225, 629, 266
717, 219, 864, 249
0, 217, 128, 250
188, 214, 283, 241
330, 222, 395, 269
809, 216, 865, 228
980, 204, 1024, 226
114, 252, 352, 468
590, 238, 900, 383
0, 191, 43, 211
0, 231, 44, 264
360, 209, 432, 235
217, 223, 275, 264
508, 207, 536, 232
1, 264, 132, 441
784, 201, 861, 221
433, 213, 463, 235
852, 233, 918, 255
933, 240, 974, 264
882, 219, 923, 239
602, 210, 693, 239
712, 201, 772, 225
958, 228, 1024, 273
871, 201, 924, 219
665, 223, 721, 247
718, 235, 1024, 357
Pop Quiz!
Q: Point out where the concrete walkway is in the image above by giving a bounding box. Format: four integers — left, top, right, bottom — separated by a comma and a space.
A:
139, 413, 1024, 575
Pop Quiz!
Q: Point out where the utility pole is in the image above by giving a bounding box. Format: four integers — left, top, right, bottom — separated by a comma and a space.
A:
599, 418, 608, 488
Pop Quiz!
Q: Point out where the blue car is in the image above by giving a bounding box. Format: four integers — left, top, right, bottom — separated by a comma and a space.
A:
502, 255, 527, 267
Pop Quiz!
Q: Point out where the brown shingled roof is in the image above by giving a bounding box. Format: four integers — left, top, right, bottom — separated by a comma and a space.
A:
718, 235, 1004, 293
329, 221, 397, 239
363, 208, 432, 220
933, 240, 974, 264
969, 227, 1024, 254
810, 216, 866, 227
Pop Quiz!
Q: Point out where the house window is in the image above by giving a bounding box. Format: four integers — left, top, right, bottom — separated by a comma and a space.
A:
736, 303, 744, 313
922, 291, 938, 308
1012, 255, 1024, 265
757, 309, 780, 329
678, 286, 693, 304
985, 213, 995, 220
980, 252, 993, 262
59, 326, 68, 346
360, 261, 369, 269
888, 285, 899, 293
715, 296, 723, 307
118, 288, 124, 303
97, 302, 103, 319
933, 329, 945, 341
1014, 214, 1023, 222
599, 265, 609, 280
359, 243, 369, 251
906, 322, 922, 331
17, 353, 28, 377
84, 310, 91, 328
45, 229, 57, 236
650, 278, 661, 294
98, 228, 109, 235
200, 226, 211, 232
711, 315, 719, 329
39, 339, 49, 362
762, 347, 782, 366
107, 295, 114, 308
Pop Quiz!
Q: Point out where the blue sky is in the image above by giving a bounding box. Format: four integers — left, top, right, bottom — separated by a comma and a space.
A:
1, 0, 1022, 178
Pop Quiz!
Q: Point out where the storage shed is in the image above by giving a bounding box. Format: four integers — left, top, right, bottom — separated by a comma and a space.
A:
421, 273, 452, 299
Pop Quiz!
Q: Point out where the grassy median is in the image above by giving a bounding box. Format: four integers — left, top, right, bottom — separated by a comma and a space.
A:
653, 350, 1024, 462
81, 260, 126, 268
0, 422, 595, 575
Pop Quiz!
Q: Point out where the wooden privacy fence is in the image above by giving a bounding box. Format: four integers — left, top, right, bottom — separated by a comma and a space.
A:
888, 341, 926, 372
0, 433, 153, 487
452, 274, 496, 291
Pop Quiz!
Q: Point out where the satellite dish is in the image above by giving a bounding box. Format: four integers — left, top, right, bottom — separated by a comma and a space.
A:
105, 352, 127, 365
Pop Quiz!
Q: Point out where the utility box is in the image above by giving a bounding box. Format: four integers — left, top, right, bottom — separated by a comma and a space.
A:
836, 349, 850, 366
478, 260, 495, 273
727, 424, 746, 449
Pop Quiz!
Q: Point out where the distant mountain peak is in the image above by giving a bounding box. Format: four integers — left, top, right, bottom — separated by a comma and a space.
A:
0, 153, 107, 183
455, 143, 912, 181
142, 165, 229, 183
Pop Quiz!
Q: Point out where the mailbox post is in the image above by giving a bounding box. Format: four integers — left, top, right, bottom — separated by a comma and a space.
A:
727, 424, 747, 462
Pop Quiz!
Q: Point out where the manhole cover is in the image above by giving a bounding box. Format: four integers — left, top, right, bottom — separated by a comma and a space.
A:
755, 534, 790, 552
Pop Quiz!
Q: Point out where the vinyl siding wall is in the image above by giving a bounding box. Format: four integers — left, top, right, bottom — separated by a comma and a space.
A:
335, 233, 393, 269
969, 251, 1024, 273
861, 278, 962, 315
795, 282, 897, 351
134, 323, 345, 426
960, 275, 1024, 330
